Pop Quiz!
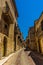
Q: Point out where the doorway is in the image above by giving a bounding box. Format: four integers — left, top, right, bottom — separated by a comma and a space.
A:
3, 37, 7, 56
38, 39, 41, 53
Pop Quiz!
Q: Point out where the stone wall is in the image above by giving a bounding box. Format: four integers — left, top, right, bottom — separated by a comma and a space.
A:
0, 33, 14, 59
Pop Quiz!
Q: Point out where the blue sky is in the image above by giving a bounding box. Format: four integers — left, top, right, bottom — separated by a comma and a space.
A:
15, 0, 43, 40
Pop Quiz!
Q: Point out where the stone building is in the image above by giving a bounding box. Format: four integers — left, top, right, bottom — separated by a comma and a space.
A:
16, 26, 23, 51
28, 27, 36, 50
0, 0, 18, 59
35, 12, 43, 54
25, 36, 29, 48
25, 12, 43, 54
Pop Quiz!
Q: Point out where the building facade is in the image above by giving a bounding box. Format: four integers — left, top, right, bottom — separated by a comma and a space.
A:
0, 0, 18, 59
26, 12, 43, 54
28, 27, 36, 50
25, 36, 29, 48
16, 26, 23, 51
35, 12, 43, 54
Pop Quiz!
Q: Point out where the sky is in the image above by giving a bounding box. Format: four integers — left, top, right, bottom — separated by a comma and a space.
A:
15, 0, 43, 40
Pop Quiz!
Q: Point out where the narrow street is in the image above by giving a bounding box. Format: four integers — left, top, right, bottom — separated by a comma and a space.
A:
14, 49, 36, 65
0, 48, 43, 65
0, 0, 43, 65
14, 49, 43, 65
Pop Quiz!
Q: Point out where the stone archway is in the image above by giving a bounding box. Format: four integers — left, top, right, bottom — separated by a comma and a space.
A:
3, 36, 7, 56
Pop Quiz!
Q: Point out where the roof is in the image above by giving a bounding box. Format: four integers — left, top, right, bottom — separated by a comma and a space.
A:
34, 12, 43, 24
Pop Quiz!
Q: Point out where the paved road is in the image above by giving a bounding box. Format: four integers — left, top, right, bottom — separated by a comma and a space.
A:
15, 50, 36, 65
3, 49, 43, 65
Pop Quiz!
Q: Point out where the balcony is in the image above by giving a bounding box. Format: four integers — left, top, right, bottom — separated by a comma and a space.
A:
2, 2, 14, 24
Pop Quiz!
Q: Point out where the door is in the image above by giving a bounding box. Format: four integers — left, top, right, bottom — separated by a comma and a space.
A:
38, 39, 41, 53
3, 37, 7, 56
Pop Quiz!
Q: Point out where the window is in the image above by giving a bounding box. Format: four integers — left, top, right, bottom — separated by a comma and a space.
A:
18, 36, 20, 39
20, 39, 22, 43
4, 23, 9, 36
4, 24, 8, 29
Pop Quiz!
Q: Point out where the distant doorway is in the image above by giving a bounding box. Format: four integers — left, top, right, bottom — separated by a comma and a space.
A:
38, 39, 41, 53
3, 37, 7, 56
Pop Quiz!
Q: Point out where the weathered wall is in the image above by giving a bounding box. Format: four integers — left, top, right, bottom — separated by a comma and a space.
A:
0, 33, 14, 59
35, 13, 43, 54
40, 37, 43, 53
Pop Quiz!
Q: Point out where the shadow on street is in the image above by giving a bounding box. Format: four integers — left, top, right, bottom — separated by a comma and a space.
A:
28, 51, 43, 65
